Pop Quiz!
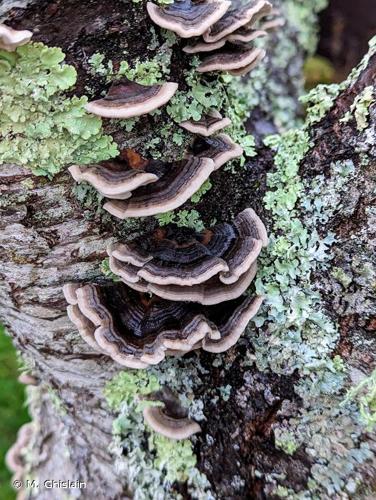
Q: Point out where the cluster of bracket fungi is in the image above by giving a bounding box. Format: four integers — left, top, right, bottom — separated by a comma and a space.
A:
2, 0, 280, 441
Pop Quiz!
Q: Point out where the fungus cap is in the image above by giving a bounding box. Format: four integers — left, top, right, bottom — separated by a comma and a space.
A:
0, 24, 32, 51
179, 110, 231, 136
103, 156, 215, 218
192, 133, 243, 169
203, 0, 271, 43
147, 0, 231, 38
85, 78, 178, 119
197, 46, 264, 73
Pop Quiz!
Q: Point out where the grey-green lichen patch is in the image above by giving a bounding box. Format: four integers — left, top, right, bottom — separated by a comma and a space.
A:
251, 41, 376, 498
343, 369, 376, 431
156, 209, 206, 231
284, 0, 328, 53
104, 365, 214, 499
0, 43, 118, 177
341, 85, 374, 131
301, 36, 376, 127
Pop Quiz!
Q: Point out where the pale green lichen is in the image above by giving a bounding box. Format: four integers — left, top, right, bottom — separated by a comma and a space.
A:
0, 43, 118, 177
104, 366, 213, 499
341, 85, 374, 131
255, 42, 376, 498
342, 369, 376, 431
156, 209, 205, 231
300, 83, 341, 125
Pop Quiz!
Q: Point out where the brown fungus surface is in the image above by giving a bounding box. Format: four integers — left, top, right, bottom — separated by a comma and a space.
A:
85, 78, 178, 119
107, 208, 268, 304
103, 156, 216, 218
191, 133, 244, 169
197, 45, 265, 73
146, 0, 231, 38
63, 282, 263, 367
143, 387, 201, 439
203, 0, 272, 43
179, 110, 232, 136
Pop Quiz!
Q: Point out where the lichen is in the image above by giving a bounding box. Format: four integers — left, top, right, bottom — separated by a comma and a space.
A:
104, 366, 213, 499
156, 209, 205, 231
0, 43, 118, 177
253, 42, 376, 498
341, 85, 374, 131
342, 369, 376, 431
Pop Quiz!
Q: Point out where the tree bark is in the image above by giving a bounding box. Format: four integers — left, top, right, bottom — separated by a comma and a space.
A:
1, 1, 375, 499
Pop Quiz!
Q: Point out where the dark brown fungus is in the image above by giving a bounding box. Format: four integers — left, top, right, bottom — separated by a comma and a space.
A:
103, 156, 215, 218
190, 133, 243, 169
63, 282, 262, 367
147, 0, 231, 38
68, 151, 217, 218
107, 208, 268, 304
68, 159, 158, 200
0, 24, 32, 51
197, 46, 265, 73
85, 78, 178, 119
179, 110, 231, 136
203, 0, 272, 43
143, 387, 201, 439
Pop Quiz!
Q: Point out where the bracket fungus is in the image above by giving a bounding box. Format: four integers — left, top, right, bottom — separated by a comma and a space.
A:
143, 388, 201, 439
6, 422, 34, 493
63, 281, 263, 367
197, 46, 265, 74
179, 110, 231, 136
103, 155, 215, 218
191, 133, 244, 169
107, 208, 268, 304
68, 149, 218, 218
0, 24, 32, 51
183, 27, 266, 53
146, 0, 231, 38
68, 159, 158, 200
203, 0, 272, 43
85, 78, 178, 119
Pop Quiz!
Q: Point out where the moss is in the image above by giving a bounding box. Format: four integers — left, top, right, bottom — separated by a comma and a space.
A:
0, 43, 118, 177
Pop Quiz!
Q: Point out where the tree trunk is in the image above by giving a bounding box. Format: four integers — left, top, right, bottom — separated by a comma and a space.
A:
1, 1, 375, 499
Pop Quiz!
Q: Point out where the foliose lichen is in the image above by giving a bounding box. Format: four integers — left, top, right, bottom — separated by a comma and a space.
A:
0, 43, 118, 177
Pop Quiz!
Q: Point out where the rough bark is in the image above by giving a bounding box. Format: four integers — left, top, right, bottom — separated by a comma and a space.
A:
0, 1, 375, 499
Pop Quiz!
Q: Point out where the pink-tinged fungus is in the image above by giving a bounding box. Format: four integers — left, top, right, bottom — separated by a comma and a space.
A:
85, 78, 178, 119
107, 208, 268, 304
63, 282, 263, 365
0, 24, 32, 51
179, 110, 231, 136
143, 388, 201, 439
146, 0, 231, 38
191, 133, 244, 169
203, 0, 271, 43
5, 423, 34, 474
